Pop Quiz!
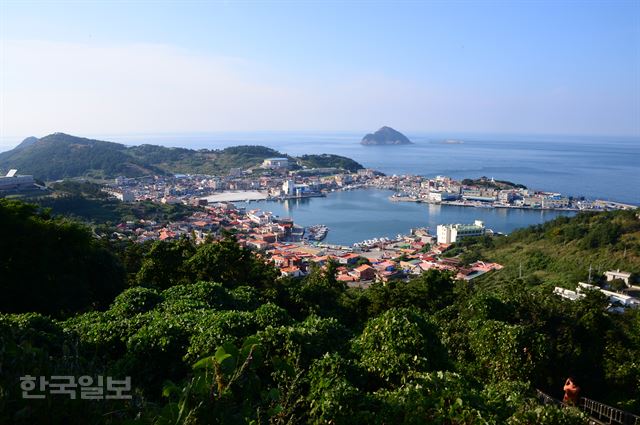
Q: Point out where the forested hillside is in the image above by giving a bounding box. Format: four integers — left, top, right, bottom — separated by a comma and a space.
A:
31, 180, 198, 224
468, 210, 640, 290
0, 133, 363, 180
1, 200, 638, 424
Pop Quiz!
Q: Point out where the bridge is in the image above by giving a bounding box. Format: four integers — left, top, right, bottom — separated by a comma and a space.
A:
536, 390, 640, 425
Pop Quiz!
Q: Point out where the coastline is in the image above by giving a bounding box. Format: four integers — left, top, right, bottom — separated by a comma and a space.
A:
386, 195, 638, 212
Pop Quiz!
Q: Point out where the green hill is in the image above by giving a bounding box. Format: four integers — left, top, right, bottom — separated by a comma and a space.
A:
296, 153, 363, 172
461, 209, 640, 290
0, 133, 363, 180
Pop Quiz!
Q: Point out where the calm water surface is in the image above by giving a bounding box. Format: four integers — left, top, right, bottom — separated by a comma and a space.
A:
238, 189, 574, 246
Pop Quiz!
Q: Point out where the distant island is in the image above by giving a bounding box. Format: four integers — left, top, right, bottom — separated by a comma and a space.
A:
0, 133, 364, 180
361, 126, 413, 145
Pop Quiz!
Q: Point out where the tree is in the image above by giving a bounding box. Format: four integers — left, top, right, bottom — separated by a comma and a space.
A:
0, 199, 125, 316
366, 269, 456, 316
184, 236, 279, 289
136, 238, 195, 289
352, 308, 448, 384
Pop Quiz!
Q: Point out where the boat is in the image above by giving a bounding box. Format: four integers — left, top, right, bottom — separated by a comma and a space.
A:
306, 224, 329, 241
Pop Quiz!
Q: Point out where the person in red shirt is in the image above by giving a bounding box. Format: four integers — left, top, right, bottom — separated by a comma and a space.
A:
563, 377, 580, 405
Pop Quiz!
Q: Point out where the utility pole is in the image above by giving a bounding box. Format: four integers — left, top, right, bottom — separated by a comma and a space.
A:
519, 262, 522, 279
588, 264, 592, 284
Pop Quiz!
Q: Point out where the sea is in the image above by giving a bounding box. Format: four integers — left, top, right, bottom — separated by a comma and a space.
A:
2, 131, 638, 245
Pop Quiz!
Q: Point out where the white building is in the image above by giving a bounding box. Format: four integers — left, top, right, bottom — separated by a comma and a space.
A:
428, 191, 459, 202
0, 169, 35, 191
283, 180, 295, 196
437, 220, 485, 244
555, 282, 640, 312
282, 180, 312, 197
605, 270, 632, 286
262, 158, 289, 169
103, 188, 135, 202
247, 210, 272, 225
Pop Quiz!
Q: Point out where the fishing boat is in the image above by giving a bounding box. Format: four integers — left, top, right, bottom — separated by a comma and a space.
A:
307, 224, 329, 241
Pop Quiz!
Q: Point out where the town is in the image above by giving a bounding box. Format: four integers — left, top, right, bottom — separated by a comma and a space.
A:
1, 158, 637, 287
91, 160, 640, 212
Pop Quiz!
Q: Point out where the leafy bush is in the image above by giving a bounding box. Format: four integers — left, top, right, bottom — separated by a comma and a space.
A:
353, 308, 449, 384
109, 287, 162, 317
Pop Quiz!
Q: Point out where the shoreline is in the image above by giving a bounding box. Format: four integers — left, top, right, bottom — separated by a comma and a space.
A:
213, 187, 637, 214
387, 195, 638, 212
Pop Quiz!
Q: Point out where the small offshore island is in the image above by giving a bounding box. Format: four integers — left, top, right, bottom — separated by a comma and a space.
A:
361, 126, 413, 145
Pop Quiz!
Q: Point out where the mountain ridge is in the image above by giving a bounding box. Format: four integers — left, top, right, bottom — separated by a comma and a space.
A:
0, 133, 364, 180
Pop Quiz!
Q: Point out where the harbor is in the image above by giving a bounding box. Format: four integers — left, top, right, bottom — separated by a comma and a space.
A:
237, 188, 575, 246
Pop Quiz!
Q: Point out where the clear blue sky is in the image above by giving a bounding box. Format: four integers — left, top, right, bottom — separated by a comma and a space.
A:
1, 0, 639, 139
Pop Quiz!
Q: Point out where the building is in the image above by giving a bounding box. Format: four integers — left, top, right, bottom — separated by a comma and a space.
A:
282, 180, 314, 197
0, 169, 36, 192
436, 220, 485, 244
498, 190, 517, 204
428, 191, 459, 202
352, 264, 376, 281
247, 210, 272, 225
541, 195, 570, 209
461, 188, 497, 202
555, 282, 640, 313
357, 168, 376, 178
262, 158, 289, 169
103, 188, 135, 202
605, 270, 632, 287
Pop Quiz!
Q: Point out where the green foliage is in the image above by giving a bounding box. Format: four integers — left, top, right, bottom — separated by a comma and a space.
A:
185, 310, 262, 363
374, 371, 487, 424
184, 236, 279, 289
155, 337, 266, 424
0, 133, 290, 179
1, 204, 638, 423
307, 353, 373, 424
472, 210, 640, 289
0, 199, 125, 316
353, 308, 449, 384
461, 177, 527, 190
34, 191, 197, 225
110, 287, 162, 317
365, 269, 456, 316
258, 315, 350, 366
296, 154, 364, 172
0, 133, 163, 180
467, 320, 549, 384
136, 239, 196, 289
507, 403, 588, 425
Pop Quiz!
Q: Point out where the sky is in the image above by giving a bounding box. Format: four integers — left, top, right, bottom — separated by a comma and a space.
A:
1, 0, 639, 143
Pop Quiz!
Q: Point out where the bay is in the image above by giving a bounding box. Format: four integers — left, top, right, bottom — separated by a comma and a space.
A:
237, 189, 574, 246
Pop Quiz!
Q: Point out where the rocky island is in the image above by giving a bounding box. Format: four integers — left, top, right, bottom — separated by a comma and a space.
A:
361, 126, 413, 145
